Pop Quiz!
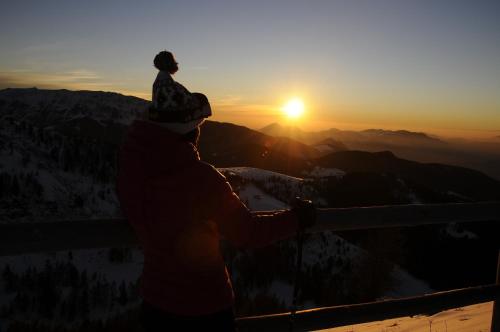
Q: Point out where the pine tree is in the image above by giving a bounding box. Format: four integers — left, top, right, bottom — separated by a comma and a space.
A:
38, 261, 59, 319
68, 263, 79, 288
67, 288, 78, 322
80, 270, 88, 289
59, 299, 67, 319
108, 281, 117, 310
80, 288, 90, 317
11, 175, 20, 196
2, 264, 16, 292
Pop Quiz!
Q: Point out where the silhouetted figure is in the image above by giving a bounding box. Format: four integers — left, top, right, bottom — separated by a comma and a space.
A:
116, 51, 315, 331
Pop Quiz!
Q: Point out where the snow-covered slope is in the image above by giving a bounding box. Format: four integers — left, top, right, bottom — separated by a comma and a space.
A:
0, 248, 143, 328
0, 124, 122, 222
318, 302, 493, 332
0, 88, 149, 222
219, 166, 329, 207
237, 183, 289, 211
214, 168, 432, 311
220, 167, 304, 183
0, 87, 147, 125
261, 231, 432, 309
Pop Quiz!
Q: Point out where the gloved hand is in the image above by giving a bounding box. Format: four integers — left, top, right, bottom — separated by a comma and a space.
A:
291, 197, 316, 231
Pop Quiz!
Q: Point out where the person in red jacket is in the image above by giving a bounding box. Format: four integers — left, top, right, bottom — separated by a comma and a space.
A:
116, 51, 315, 331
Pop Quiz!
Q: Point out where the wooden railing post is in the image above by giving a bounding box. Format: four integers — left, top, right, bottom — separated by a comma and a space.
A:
491, 250, 500, 332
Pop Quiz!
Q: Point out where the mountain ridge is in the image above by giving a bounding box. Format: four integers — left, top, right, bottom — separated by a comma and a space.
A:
1, 87, 499, 223
260, 122, 500, 180
260, 122, 442, 144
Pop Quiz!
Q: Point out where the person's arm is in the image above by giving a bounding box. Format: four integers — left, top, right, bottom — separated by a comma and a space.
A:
206, 169, 299, 249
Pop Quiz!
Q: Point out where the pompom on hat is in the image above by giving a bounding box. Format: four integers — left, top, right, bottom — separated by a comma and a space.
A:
153, 51, 178, 72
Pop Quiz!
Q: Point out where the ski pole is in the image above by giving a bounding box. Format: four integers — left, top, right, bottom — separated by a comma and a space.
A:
289, 226, 305, 332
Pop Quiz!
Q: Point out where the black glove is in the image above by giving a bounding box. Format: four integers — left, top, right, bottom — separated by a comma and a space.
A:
291, 197, 316, 230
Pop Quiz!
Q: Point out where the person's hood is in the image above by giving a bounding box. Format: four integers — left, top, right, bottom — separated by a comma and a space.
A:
121, 119, 200, 174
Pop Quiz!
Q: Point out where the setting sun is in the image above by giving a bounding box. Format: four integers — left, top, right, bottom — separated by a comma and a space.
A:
282, 98, 305, 119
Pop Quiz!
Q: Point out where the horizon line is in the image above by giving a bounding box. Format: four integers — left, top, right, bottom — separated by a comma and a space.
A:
1, 86, 498, 142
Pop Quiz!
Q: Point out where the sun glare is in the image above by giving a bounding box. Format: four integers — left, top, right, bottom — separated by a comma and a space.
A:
283, 98, 305, 119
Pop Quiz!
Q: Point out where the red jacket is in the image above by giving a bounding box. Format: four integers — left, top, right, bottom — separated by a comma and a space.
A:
116, 120, 299, 315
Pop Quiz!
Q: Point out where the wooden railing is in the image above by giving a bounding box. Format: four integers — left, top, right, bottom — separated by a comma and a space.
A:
1, 202, 499, 331
238, 284, 499, 331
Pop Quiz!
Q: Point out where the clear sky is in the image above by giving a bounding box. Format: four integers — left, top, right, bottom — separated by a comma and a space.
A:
1, 0, 499, 139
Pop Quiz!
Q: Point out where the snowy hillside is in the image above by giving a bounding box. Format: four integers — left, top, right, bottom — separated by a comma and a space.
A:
0, 247, 143, 330
220, 166, 304, 183
211, 167, 433, 313
0, 88, 147, 126
0, 88, 150, 222
0, 119, 123, 222
237, 183, 289, 211
219, 166, 330, 208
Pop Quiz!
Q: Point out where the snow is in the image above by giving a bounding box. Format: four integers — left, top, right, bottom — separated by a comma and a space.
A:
268, 280, 295, 307
219, 166, 328, 208
0, 151, 21, 170
447, 190, 472, 201
247, 279, 295, 308
237, 183, 289, 211
0, 88, 147, 125
0, 107, 124, 223
302, 232, 360, 271
245, 230, 432, 311
408, 191, 422, 204
0, 248, 144, 328
37, 169, 61, 201
300, 231, 432, 300
0, 249, 143, 284
443, 223, 478, 240
316, 301, 493, 332
384, 268, 433, 298
219, 167, 304, 183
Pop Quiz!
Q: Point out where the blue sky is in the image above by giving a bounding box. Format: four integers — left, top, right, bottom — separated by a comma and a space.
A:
1, 0, 499, 137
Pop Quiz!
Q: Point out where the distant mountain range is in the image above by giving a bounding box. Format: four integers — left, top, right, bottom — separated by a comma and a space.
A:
260, 122, 443, 146
1, 88, 499, 222
260, 122, 500, 180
